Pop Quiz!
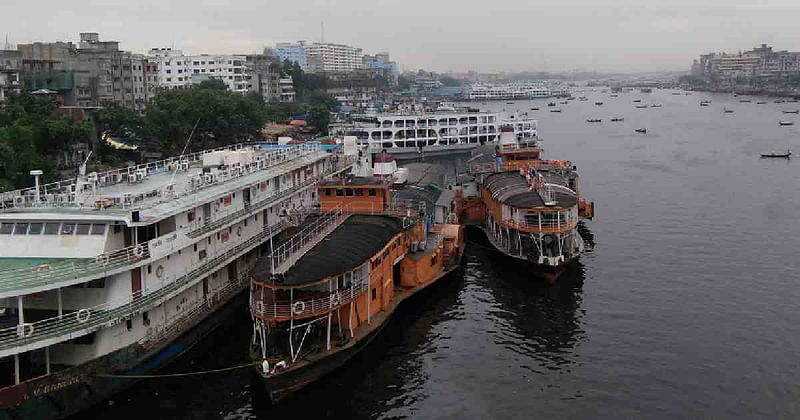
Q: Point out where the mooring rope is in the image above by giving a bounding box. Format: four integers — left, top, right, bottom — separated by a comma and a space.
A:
94, 362, 258, 379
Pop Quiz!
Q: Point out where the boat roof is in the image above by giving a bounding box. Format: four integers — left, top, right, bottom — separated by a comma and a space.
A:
252, 215, 405, 286
483, 171, 576, 208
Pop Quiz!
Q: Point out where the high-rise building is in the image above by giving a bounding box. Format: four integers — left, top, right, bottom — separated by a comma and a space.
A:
305, 43, 363, 73
276, 41, 308, 72
0, 50, 21, 101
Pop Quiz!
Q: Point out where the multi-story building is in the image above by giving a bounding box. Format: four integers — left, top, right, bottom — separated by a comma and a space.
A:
306, 43, 363, 74
694, 44, 800, 80
278, 77, 296, 102
362, 52, 399, 86
245, 52, 294, 103
14, 33, 151, 109
275, 42, 308, 72
147, 48, 249, 94
0, 50, 21, 101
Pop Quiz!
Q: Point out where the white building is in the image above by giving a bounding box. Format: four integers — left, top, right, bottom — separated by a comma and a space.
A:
148, 48, 249, 94
306, 43, 363, 74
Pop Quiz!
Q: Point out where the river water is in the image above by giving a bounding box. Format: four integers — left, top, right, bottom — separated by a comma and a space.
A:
86, 89, 800, 419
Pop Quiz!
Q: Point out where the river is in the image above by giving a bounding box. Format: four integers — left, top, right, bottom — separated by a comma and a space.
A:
85, 88, 800, 419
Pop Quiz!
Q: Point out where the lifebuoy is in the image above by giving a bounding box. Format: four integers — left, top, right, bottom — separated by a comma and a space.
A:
292, 301, 305, 315
16, 323, 34, 338
155, 265, 164, 279
133, 244, 144, 258
76, 309, 91, 323
95, 254, 110, 267
236, 226, 242, 237
36, 264, 53, 278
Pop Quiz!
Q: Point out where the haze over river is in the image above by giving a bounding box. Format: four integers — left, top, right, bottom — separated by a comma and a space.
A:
85, 89, 800, 419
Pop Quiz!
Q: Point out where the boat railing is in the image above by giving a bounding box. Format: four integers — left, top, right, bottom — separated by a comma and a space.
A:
251, 279, 369, 321
268, 205, 350, 275
0, 217, 292, 357
0, 143, 324, 212
470, 159, 573, 175
500, 216, 578, 234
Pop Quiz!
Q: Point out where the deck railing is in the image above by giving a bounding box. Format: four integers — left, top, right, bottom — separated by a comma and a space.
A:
0, 143, 324, 212
251, 277, 369, 321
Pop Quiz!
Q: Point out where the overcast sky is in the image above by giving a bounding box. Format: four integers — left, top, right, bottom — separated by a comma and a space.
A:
4, 0, 800, 73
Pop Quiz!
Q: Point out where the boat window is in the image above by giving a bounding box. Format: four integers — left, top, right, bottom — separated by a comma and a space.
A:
76, 224, 91, 235
13, 223, 29, 235
44, 223, 60, 235
371, 288, 377, 300
345, 188, 354, 197
61, 223, 76, 235
90, 224, 106, 235
355, 189, 364, 196
324, 188, 332, 196
28, 223, 43, 235
335, 189, 344, 197
368, 189, 376, 197
0, 223, 12, 234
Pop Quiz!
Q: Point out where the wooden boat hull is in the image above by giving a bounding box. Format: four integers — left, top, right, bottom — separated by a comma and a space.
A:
258, 259, 463, 404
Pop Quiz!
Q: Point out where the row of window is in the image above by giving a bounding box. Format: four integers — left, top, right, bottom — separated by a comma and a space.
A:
324, 188, 378, 197
0, 222, 106, 236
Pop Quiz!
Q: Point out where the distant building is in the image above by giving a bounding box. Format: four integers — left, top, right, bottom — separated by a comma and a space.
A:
305, 43, 363, 73
276, 41, 308, 72
147, 48, 249, 93
362, 52, 398, 86
0, 50, 21, 101
245, 52, 294, 103
694, 44, 800, 80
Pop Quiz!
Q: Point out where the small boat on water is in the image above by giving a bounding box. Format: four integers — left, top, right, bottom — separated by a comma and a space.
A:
610, 94, 619, 97
779, 121, 794, 126
788, 99, 800, 103
782, 110, 799, 114
530, 107, 539, 111
595, 101, 604, 106
550, 108, 562, 113
635, 128, 647, 133
651, 104, 662, 108
633, 99, 642, 103
547, 102, 556, 107
757, 101, 767, 104
636, 105, 648, 109
739, 99, 751, 103
760, 150, 792, 158
586, 119, 602, 123
700, 101, 710, 107
672, 92, 681, 95
578, 96, 588, 101
775, 99, 785, 103
724, 108, 734, 113
559, 101, 568, 105
685, 92, 692, 95
611, 117, 624, 122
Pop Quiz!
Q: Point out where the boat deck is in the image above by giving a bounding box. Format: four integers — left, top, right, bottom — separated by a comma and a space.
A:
252, 215, 406, 286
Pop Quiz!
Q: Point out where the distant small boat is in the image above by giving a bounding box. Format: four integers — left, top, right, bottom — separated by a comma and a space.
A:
760, 150, 792, 158
779, 121, 794, 126
782, 110, 799, 114
672, 92, 681, 95
578, 96, 588, 101
651, 104, 662, 108
635, 128, 647, 133
789, 99, 800, 103
550, 108, 562, 113
548, 102, 556, 107
586, 119, 602, 123
530, 107, 539, 111
739, 99, 751, 103
724, 108, 734, 113
610, 94, 619, 97
700, 102, 710, 107
611, 117, 624, 122
636, 105, 648, 109
685, 92, 692, 95
559, 101, 568, 105
757, 101, 766, 104
633, 99, 642, 103
595, 101, 604, 105
506, 102, 514, 104
775, 100, 785, 103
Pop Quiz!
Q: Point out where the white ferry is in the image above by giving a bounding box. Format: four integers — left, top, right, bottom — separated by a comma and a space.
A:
331, 112, 538, 159
467, 83, 552, 101
0, 143, 350, 418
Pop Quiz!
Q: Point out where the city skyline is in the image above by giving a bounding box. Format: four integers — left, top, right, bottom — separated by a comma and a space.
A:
4, 0, 800, 73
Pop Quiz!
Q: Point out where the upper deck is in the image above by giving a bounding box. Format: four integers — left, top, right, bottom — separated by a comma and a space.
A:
0, 143, 333, 225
